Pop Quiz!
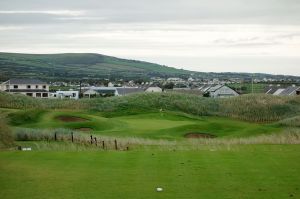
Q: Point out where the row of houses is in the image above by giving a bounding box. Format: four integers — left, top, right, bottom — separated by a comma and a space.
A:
0, 79, 163, 99
265, 85, 300, 96
82, 86, 162, 98
1, 79, 298, 99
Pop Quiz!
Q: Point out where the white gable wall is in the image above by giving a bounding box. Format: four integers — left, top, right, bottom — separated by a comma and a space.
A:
210, 86, 239, 98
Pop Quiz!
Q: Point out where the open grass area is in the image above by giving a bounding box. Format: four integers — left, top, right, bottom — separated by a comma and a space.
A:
1, 145, 300, 199
7, 109, 282, 140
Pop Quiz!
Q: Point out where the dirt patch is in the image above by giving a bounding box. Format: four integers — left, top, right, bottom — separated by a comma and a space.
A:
56, 116, 89, 122
184, 132, 216, 139
75, 127, 93, 132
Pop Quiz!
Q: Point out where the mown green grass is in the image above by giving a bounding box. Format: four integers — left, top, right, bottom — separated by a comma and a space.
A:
7, 109, 281, 140
0, 145, 299, 199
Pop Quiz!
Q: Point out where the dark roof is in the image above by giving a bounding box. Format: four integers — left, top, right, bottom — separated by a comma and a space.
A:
116, 87, 144, 95
264, 86, 286, 94
94, 89, 116, 94
279, 86, 300, 95
7, 78, 47, 85
207, 85, 224, 92
5, 89, 49, 93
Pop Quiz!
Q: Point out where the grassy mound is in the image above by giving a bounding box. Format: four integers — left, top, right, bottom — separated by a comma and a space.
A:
1, 92, 299, 122
8, 110, 282, 140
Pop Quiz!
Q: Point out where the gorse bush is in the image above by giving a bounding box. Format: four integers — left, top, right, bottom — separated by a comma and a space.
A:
1, 91, 299, 122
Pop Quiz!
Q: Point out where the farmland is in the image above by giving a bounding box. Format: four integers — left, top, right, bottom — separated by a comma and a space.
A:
0, 92, 300, 199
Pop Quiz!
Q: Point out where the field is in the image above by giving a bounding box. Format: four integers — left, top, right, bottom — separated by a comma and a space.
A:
0, 92, 300, 199
1, 145, 300, 199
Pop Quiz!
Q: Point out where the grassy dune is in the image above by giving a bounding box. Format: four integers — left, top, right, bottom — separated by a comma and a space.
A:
1, 92, 300, 122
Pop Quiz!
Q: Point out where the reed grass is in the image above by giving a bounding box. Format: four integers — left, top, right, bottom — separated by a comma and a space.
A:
13, 128, 300, 151
1, 92, 299, 122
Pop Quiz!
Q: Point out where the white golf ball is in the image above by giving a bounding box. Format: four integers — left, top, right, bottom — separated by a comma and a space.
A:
156, 187, 163, 192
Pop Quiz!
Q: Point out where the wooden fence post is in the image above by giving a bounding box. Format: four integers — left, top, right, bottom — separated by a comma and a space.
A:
71, 132, 74, 143
54, 132, 57, 141
94, 137, 97, 146
114, 139, 118, 150
102, 141, 105, 149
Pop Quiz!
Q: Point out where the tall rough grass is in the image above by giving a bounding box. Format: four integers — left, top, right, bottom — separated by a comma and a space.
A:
13, 128, 300, 151
219, 94, 300, 122
0, 118, 14, 148
278, 116, 300, 127
1, 91, 299, 122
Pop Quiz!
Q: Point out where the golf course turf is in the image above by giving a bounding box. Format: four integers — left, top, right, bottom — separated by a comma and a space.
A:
0, 145, 299, 199
7, 109, 282, 139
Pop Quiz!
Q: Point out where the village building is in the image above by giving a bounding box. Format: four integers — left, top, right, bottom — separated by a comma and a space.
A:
50, 90, 79, 99
202, 85, 239, 98
83, 87, 117, 98
82, 87, 144, 98
265, 85, 300, 96
116, 87, 144, 96
145, 86, 163, 93
0, 78, 49, 98
279, 86, 300, 96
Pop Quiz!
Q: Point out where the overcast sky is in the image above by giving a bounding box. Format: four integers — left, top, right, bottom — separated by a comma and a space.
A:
0, 0, 299, 75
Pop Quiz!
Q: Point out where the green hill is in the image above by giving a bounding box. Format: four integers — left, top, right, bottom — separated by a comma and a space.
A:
0, 52, 191, 81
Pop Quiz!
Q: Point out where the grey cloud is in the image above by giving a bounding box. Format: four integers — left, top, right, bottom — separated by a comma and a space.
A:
0, 0, 299, 76
0, 0, 299, 25
213, 37, 282, 47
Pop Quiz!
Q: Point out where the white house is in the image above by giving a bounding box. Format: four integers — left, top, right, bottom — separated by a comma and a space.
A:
82, 87, 145, 98
167, 77, 185, 83
0, 78, 49, 98
116, 87, 144, 96
83, 87, 117, 98
145, 87, 163, 93
50, 90, 79, 99
206, 85, 239, 98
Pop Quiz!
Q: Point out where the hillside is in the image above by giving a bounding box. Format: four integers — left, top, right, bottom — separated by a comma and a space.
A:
0, 52, 190, 81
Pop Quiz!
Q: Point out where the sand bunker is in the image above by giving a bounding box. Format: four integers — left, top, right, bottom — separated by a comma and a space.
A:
56, 116, 89, 122
75, 127, 93, 132
184, 132, 216, 139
